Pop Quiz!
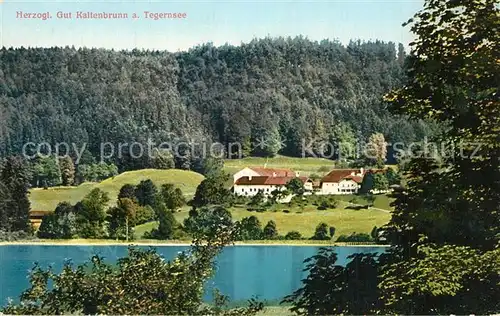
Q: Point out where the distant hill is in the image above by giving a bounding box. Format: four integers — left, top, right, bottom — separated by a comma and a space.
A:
29, 169, 205, 212
0, 38, 434, 170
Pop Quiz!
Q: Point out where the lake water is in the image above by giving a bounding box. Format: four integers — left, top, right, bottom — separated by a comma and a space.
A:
0, 245, 384, 306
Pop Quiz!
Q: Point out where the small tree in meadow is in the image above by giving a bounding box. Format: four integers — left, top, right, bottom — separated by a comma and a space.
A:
237, 216, 263, 240
285, 231, 302, 240
311, 222, 330, 240
263, 220, 278, 239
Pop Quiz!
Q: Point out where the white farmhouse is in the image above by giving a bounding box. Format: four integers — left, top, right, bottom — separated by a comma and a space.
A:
319, 168, 364, 195
232, 167, 298, 184
233, 175, 313, 197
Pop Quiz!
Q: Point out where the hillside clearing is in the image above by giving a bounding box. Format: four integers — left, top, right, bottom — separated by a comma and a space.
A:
224, 156, 337, 176
30, 169, 204, 211
135, 202, 391, 240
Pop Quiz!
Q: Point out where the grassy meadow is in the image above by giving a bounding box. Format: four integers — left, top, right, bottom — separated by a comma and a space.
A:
224, 155, 337, 176
134, 197, 392, 241
30, 169, 205, 211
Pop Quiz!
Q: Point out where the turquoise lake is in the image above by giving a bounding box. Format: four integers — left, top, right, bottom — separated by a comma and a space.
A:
0, 245, 384, 306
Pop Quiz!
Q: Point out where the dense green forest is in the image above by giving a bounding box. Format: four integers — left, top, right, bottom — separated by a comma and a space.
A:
0, 38, 433, 170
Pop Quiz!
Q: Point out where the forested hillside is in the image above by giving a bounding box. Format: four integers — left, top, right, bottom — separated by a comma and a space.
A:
0, 37, 433, 169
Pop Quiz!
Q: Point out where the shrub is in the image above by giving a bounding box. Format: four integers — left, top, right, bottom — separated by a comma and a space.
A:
311, 222, 330, 240
336, 232, 373, 242
236, 216, 262, 240
328, 197, 340, 208
317, 197, 339, 210
263, 220, 278, 239
0, 230, 34, 242
285, 231, 302, 240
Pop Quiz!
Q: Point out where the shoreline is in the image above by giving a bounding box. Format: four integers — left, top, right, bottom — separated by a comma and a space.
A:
0, 239, 390, 247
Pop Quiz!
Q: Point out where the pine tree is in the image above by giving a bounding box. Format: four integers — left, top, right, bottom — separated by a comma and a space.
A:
0, 156, 32, 232
59, 156, 75, 186
263, 220, 278, 239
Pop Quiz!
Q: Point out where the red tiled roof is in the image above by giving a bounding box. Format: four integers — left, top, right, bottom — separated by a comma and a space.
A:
344, 175, 363, 184
321, 169, 362, 183
235, 176, 309, 186
248, 167, 295, 177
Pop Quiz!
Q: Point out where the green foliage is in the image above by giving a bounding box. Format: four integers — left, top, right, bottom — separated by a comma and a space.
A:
236, 216, 263, 241
135, 205, 155, 225
159, 183, 186, 211
150, 149, 175, 169
331, 122, 357, 161
191, 173, 231, 208
262, 220, 278, 240
379, 0, 500, 313
329, 226, 336, 239
59, 156, 75, 186
316, 197, 339, 210
336, 233, 372, 242
31, 155, 61, 187
308, 173, 320, 181
74, 188, 110, 238
385, 167, 400, 185
282, 249, 380, 315
0, 156, 32, 232
379, 243, 500, 314
372, 173, 389, 191
192, 157, 224, 178
118, 184, 136, 200
148, 204, 179, 240
0, 230, 34, 241
135, 179, 158, 207
285, 178, 305, 196
359, 172, 374, 194
311, 222, 330, 240
107, 198, 137, 240
269, 187, 289, 204
370, 226, 378, 240
76, 163, 118, 183
37, 202, 76, 239
285, 231, 302, 240
252, 125, 282, 157
0, 39, 432, 170
248, 190, 265, 207
183, 206, 235, 240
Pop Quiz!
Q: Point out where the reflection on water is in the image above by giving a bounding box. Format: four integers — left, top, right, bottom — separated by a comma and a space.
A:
0, 245, 384, 305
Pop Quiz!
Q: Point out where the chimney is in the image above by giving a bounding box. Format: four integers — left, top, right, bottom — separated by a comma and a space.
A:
359, 168, 364, 176
296, 171, 300, 177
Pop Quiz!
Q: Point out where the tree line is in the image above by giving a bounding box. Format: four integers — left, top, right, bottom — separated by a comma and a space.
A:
0, 38, 436, 172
